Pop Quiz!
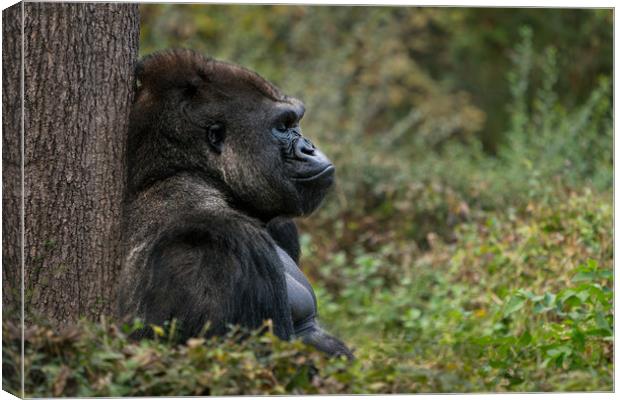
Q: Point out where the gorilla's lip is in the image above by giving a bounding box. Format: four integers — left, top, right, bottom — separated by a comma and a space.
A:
291, 165, 335, 182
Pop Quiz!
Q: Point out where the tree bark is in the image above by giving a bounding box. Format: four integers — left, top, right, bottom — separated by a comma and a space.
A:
2, 2, 140, 326
2, 3, 23, 326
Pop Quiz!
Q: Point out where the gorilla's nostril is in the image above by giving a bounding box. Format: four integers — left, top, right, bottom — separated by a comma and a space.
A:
295, 138, 316, 158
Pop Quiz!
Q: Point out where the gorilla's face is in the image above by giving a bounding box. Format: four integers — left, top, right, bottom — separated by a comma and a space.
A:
213, 93, 335, 220
267, 97, 335, 215
129, 50, 334, 221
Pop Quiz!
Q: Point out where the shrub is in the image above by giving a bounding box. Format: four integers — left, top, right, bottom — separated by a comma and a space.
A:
307, 188, 612, 392
2, 320, 355, 397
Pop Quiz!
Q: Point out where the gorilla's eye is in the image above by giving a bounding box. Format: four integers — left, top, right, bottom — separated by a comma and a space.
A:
207, 123, 226, 154
275, 122, 288, 133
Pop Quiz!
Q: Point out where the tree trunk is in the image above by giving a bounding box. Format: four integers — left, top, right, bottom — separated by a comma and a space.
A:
2, 2, 140, 326
2, 3, 23, 326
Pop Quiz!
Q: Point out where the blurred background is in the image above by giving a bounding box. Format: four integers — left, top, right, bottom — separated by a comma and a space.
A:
139, 5, 612, 392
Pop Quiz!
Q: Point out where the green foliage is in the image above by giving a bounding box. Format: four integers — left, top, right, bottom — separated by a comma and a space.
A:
438, 8, 612, 152
307, 188, 612, 392
501, 27, 612, 192
4, 188, 610, 395
3, 320, 355, 397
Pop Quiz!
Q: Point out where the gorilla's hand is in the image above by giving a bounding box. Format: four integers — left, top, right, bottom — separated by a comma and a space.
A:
300, 326, 355, 360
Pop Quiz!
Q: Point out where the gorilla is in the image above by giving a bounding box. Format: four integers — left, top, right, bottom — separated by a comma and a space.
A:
117, 49, 353, 359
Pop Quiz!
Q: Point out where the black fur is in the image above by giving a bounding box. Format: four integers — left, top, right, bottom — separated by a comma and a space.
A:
266, 217, 301, 263
117, 49, 352, 359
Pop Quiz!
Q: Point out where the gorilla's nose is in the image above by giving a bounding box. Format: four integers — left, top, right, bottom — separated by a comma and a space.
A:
291, 136, 333, 182
294, 137, 316, 159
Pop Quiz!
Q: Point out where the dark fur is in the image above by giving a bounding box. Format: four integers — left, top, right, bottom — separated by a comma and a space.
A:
266, 217, 301, 263
117, 49, 351, 358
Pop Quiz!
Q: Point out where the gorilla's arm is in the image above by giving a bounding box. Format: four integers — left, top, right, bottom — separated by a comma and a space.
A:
276, 245, 355, 360
129, 227, 294, 341
268, 220, 355, 360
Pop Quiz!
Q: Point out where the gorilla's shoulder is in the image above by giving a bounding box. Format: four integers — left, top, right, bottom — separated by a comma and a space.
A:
133, 174, 227, 212
125, 174, 274, 253
153, 213, 271, 253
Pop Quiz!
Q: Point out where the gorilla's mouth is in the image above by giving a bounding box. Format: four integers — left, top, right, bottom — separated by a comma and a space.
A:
291, 165, 335, 182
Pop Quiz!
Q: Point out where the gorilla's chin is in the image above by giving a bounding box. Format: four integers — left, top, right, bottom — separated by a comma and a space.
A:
294, 167, 335, 216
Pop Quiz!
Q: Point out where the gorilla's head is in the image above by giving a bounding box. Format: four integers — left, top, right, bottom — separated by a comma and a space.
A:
128, 49, 334, 221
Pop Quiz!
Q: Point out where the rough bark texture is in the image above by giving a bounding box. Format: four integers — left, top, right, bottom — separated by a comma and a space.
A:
2, 2, 140, 326
2, 3, 23, 325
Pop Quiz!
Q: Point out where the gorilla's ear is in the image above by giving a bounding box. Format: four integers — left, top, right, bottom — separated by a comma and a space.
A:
207, 123, 226, 154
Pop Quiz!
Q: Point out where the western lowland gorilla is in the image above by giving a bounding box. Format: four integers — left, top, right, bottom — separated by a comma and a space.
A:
117, 49, 353, 359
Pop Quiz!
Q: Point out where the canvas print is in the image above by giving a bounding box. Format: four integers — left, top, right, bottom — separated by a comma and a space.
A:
2, 2, 613, 396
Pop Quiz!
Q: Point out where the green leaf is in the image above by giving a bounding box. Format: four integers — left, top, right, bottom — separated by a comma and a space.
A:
586, 328, 613, 338
406, 308, 422, 320
576, 288, 591, 303
563, 295, 582, 309
595, 312, 611, 331
599, 269, 612, 280
518, 330, 532, 346
572, 271, 596, 282
504, 295, 527, 316
558, 289, 576, 304
508, 375, 524, 386
517, 289, 535, 299
571, 329, 585, 352
547, 345, 571, 357
533, 302, 549, 314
